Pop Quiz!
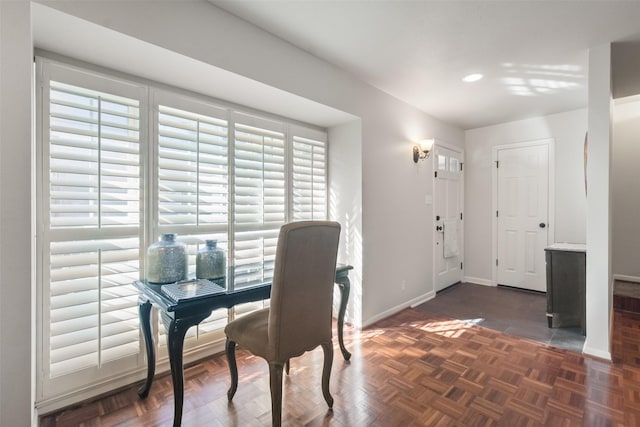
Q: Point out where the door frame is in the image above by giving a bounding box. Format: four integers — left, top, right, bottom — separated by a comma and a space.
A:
432, 140, 465, 292
491, 138, 555, 287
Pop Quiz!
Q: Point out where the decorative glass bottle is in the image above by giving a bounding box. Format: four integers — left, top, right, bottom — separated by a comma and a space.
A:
146, 233, 188, 284
196, 240, 226, 286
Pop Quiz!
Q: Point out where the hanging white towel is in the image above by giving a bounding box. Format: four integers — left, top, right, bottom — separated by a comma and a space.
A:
443, 219, 459, 258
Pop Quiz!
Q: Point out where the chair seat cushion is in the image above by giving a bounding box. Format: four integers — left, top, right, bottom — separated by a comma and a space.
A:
225, 308, 270, 359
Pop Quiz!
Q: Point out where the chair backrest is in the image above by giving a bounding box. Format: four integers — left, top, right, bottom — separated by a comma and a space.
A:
267, 221, 341, 362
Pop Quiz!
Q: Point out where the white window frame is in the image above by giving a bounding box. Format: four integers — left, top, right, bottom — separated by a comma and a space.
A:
36, 58, 149, 400
289, 124, 329, 221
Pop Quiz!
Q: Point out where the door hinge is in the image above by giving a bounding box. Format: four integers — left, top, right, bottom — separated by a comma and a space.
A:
460, 212, 463, 220
434, 171, 438, 178
460, 162, 464, 171
496, 259, 499, 266
496, 210, 499, 217
460, 262, 463, 270
496, 160, 499, 168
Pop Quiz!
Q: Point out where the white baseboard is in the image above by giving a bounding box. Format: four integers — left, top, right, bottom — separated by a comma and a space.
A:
463, 276, 493, 287
613, 274, 640, 283
36, 340, 225, 416
582, 345, 611, 361
410, 291, 436, 308
37, 368, 150, 417
361, 291, 435, 328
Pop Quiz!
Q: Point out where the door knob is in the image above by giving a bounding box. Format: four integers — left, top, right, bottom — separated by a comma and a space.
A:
436, 225, 443, 232
539, 223, 546, 228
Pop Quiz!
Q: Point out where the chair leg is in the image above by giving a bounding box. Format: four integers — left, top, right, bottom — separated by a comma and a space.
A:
225, 339, 238, 401
269, 362, 284, 427
321, 342, 334, 408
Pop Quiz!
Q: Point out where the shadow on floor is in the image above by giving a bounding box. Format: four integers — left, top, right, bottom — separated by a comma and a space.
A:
414, 282, 586, 353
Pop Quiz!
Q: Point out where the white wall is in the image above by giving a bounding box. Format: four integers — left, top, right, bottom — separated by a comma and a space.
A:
329, 120, 363, 325
612, 42, 640, 99
611, 42, 640, 281
359, 97, 463, 324
464, 109, 588, 283
0, 2, 33, 426
584, 44, 612, 360
612, 97, 640, 279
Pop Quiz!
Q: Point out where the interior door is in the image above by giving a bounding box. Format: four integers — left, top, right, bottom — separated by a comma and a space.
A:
496, 143, 549, 292
434, 145, 463, 292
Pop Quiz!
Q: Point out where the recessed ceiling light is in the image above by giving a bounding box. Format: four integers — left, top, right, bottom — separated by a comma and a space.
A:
462, 73, 483, 83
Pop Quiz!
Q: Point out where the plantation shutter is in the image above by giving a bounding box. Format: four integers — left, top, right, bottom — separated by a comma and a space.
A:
41, 62, 145, 389
157, 102, 229, 229
49, 237, 140, 376
233, 114, 286, 289
291, 127, 328, 220
49, 81, 142, 229
155, 94, 230, 344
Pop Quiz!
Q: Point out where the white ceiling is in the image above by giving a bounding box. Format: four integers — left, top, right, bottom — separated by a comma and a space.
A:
211, 1, 640, 130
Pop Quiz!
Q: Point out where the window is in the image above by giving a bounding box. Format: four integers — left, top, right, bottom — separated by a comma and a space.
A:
438, 154, 447, 171
450, 157, 460, 172
154, 94, 231, 346
37, 61, 146, 398
36, 59, 328, 402
233, 114, 286, 289
291, 127, 328, 221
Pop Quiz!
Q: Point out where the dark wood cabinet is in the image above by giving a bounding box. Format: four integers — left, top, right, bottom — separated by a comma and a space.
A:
545, 243, 586, 334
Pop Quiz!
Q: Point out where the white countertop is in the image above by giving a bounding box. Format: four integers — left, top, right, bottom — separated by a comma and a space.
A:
545, 243, 587, 252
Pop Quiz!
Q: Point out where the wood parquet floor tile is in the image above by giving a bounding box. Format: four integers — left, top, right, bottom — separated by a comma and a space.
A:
41, 308, 640, 426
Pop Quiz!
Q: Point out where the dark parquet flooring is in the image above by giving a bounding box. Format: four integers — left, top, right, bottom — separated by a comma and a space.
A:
40, 305, 640, 426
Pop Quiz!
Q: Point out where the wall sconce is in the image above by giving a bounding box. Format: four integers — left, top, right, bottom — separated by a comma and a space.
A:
413, 138, 434, 163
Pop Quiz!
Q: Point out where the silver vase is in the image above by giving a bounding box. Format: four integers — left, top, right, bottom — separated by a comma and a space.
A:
196, 239, 226, 286
146, 233, 188, 284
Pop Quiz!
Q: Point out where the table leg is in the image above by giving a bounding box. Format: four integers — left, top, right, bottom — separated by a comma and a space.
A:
137, 300, 155, 398
336, 277, 352, 361
164, 313, 210, 427
166, 317, 189, 427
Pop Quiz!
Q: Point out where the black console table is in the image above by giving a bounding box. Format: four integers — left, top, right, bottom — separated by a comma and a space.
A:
133, 264, 353, 427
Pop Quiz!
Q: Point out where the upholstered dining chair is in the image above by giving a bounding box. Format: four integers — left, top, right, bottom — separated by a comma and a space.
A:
224, 221, 341, 427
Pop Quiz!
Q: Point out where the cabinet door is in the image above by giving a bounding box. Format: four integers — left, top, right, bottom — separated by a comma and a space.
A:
547, 250, 585, 329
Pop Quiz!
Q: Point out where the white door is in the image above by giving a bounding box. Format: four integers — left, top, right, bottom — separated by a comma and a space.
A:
496, 144, 549, 292
434, 145, 463, 292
